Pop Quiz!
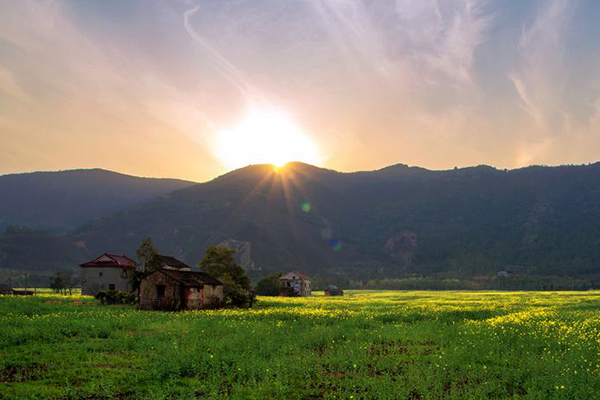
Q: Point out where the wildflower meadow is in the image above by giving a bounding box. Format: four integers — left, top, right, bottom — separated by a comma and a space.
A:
2, 290, 600, 399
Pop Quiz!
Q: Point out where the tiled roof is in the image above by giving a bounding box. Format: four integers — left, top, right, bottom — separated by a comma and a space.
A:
155, 255, 191, 270
279, 270, 310, 280
159, 269, 223, 287
108, 254, 137, 267
80, 253, 137, 269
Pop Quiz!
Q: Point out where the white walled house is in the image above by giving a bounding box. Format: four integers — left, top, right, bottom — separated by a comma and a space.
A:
279, 271, 311, 297
80, 253, 137, 295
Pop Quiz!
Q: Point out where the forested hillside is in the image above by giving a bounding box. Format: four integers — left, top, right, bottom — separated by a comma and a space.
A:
69, 162, 600, 280
0, 169, 195, 231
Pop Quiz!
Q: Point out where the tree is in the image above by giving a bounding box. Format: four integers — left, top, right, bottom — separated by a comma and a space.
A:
136, 237, 161, 272
132, 237, 161, 296
49, 271, 77, 295
256, 273, 283, 296
50, 272, 66, 294
199, 246, 254, 307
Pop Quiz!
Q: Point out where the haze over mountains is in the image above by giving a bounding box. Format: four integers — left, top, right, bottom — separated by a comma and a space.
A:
0, 169, 195, 231
2, 162, 600, 283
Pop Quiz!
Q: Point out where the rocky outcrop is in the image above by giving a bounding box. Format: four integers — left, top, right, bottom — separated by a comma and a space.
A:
217, 239, 260, 271
385, 231, 418, 269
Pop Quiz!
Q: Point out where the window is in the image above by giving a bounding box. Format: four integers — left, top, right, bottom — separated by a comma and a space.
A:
122, 269, 128, 278
99, 272, 103, 277
109, 284, 115, 291
156, 285, 166, 298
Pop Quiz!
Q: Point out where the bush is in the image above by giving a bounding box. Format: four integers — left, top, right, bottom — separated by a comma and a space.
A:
95, 290, 136, 305
256, 273, 282, 296
280, 286, 300, 297
199, 246, 255, 308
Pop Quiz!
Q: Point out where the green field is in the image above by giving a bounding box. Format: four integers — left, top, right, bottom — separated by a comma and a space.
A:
2, 291, 600, 399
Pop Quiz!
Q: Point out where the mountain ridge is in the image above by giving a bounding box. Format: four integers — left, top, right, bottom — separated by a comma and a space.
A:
2, 161, 600, 284
0, 168, 197, 232
72, 161, 600, 278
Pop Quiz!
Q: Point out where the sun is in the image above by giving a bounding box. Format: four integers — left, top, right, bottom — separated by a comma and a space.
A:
214, 109, 321, 170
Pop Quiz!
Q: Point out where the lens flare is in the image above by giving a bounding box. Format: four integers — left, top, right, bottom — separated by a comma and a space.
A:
329, 238, 342, 251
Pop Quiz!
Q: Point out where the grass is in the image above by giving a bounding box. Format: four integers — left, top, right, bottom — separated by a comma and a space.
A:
2, 290, 600, 399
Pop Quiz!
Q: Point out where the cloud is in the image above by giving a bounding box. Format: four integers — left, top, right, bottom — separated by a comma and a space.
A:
0, 67, 30, 103
395, 0, 493, 85
507, 0, 600, 166
310, 0, 493, 89
509, 0, 574, 130
182, 5, 252, 95
0, 0, 221, 180
1, 0, 598, 178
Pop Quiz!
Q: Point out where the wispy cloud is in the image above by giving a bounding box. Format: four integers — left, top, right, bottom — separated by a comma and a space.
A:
509, 0, 574, 129
0, 67, 30, 103
1, 0, 599, 178
183, 5, 252, 95
394, 0, 493, 85
0, 0, 221, 179
506, 0, 600, 166
310, 0, 493, 88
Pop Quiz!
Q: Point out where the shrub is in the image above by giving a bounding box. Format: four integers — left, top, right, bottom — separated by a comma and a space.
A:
95, 290, 136, 305
256, 273, 282, 296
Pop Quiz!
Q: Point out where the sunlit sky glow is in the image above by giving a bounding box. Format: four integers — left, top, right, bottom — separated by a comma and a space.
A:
214, 107, 321, 170
1, 0, 600, 181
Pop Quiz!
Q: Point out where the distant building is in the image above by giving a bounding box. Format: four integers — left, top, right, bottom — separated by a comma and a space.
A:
0, 284, 13, 295
324, 285, 343, 296
279, 271, 311, 297
498, 266, 524, 277
0, 284, 33, 296
139, 256, 223, 310
80, 253, 137, 295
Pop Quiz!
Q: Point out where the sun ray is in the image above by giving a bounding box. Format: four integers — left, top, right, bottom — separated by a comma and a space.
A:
214, 108, 321, 170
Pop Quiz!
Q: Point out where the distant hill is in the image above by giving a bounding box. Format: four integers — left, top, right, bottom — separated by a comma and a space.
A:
68, 162, 600, 280
0, 169, 195, 232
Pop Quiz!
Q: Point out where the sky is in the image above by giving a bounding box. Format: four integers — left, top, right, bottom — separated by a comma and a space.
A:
1, 0, 600, 182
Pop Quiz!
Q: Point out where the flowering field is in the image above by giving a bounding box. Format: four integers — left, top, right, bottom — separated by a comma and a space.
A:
2, 291, 600, 399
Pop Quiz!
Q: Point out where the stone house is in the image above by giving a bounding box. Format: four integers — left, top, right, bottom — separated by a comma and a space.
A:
279, 271, 311, 297
0, 284, 13, 295
80, 253, 137, 295
139, 256, 223, 310
324, 285, 343, 296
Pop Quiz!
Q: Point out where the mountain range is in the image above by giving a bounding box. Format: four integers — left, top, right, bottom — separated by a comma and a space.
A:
1, 162, 600, 284
0, 169, 195, 231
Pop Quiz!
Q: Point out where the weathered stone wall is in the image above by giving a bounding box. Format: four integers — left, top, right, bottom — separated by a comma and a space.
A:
201, 285, 224, 308
140, 270, 224, 310
181, 285, 223, 309
139, 272, 183, 310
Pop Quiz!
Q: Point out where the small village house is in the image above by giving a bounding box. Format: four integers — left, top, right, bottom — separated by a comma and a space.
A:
0, 283, 33, 296
279, 271, 311, 297
324, 285, 343, 296
0, 284, 13, 295
80, 253, 137, 295
139, 255, 223, 310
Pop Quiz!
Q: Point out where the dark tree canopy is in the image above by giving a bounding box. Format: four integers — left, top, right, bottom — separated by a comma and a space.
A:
49, 271, 77, 295
131, 237, 161, 295
199, 246, 251, 290
199, 246, 254, 307
136, 237, 160, 273
256, 273, 283, 296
